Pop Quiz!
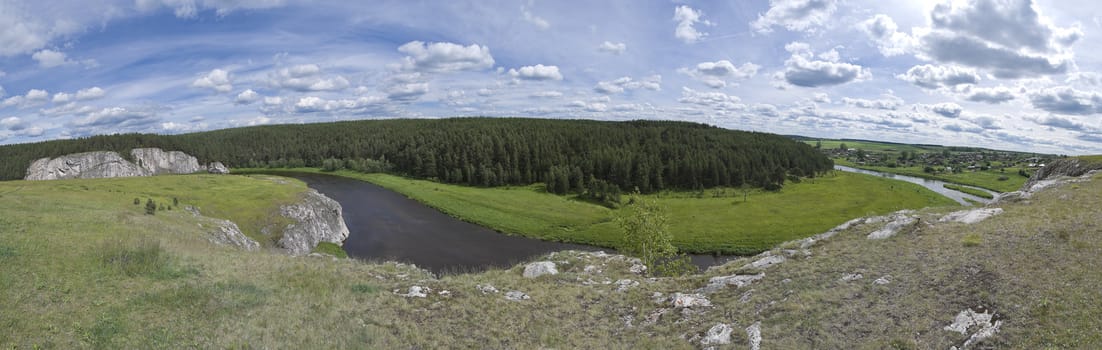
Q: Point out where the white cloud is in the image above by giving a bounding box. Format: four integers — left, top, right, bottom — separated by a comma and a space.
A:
521, 3, 550, 30
751, 0, 837, 34
896, 64, 979, 89
677, 87, 744, 111
678, 60, 759, 88
842, 94, 903, 110
25, 89, 48, 101
293, 95, 387, 113
268, 64, 350, 92
75, 87, 106, 100
32, 49, 70, 68
813, 92, 831, 103
235, 89, 261, 104
1, 116, 22, 130
70, 107, 159, 131
858, 15, 916, 56
263, 96, 283, 106
598, 41, 626, 55
929, 102, 963, 118
673, 6, 709, 44
192, 68, 233, 93
530, 91, 563, 98
780, 42, 870, 87
52, 92, 72, 103
594, 75, 661, 94
509, 64, 563, 81
383, 73, 429, 101
1028, 86, 1102, 115
1031, 115, 1091, 131
963, 85, 1016, 104
916, 0, 1079, 78
135, 0, 288, 18
398, 41, 495, 72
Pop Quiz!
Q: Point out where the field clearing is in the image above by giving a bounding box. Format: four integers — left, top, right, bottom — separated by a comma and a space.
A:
244, 168, 958, 255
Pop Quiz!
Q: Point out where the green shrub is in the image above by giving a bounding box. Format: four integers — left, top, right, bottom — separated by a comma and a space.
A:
100, 240, 195, 279
312, 242, 348, 258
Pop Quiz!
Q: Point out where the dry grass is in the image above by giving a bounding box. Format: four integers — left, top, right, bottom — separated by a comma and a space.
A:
2, 173, 1101, 348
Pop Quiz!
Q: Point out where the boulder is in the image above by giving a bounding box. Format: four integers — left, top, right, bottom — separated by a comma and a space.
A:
700, 323, 732, 346
522, 261, 558, 278
945, 308, 1002, 349
614, 279, 639, 292
476, 284, 499, 294
699, 273, 764, 294
276, 189, 351, 255
504, 290, 530, 301
867, 212, 917, 239
207, 219, 259, 251
841, 273, 863, 282
671, 292, 711, 308
873, 275, 893, 285
939, 208, 1003, 224
746, 322, 762, 350
207, 161, 230, 174
395, 286, 429, 298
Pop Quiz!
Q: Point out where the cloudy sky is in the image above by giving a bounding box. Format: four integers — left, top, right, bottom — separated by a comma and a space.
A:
1, 0, 1101, 154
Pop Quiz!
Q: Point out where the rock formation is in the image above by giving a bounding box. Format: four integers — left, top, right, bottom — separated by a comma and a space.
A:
276, 189, 350, 255
25, 148, 210, 180
208, 162, 229, 174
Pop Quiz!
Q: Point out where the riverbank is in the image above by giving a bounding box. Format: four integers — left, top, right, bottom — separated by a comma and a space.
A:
237, 168, 958, 255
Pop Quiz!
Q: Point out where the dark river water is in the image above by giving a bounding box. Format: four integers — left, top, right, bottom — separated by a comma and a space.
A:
278, 173, 736, 274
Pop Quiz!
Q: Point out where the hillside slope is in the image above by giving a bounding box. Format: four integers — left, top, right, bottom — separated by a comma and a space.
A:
1, 169, 1100, 348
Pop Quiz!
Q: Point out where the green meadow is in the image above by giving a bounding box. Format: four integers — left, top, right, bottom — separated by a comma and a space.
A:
242, 168, 958, 255
835, 158, 1026, 192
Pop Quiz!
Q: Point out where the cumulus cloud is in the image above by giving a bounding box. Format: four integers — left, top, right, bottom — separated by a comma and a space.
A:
1031, 115, 1090, 131
598, 41, 626, 55
1, 116, 23, 130
508, 64, 563, 81
780, 42, 870, 87
135, 0, 288, 18
398, 41, 495, 72
293, 95, 387, 113
964, 85, 1016, 104
678, 60, 759, 88
384, 73, 429, 101
813, 92, 831, 103
268, 64, 350, 92
52, 92, 72, 103
594, 75, 661, 94
1028, 86, 1102, 115
751, 0, 837, 34
916, 0, 1079, 78
677, 87, 744, 112
929, 102, 963, 118
235, 89, 261, 104
896, 64, 979, 89
673, 6, 710, 43
859, 14, 915, 56
75, 87, 105, 100
842, 94, 903, 110
192, 68, 233, 93
32, 49, 70, 68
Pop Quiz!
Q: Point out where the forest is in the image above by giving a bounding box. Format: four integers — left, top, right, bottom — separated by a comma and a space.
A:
0, 118, 833, 193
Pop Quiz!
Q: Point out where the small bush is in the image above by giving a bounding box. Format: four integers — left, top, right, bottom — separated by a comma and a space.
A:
961, 233, 983, 247
145, 199, 156, 215
312, 242, 349, 258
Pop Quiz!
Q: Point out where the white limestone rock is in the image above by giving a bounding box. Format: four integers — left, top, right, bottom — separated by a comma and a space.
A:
700, 323, 732, 346
276, 189, 350, 255
939, 208, 1004, 224
522, 261, 559, 278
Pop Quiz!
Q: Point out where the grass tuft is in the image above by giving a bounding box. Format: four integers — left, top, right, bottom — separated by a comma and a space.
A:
312, 241, 349, 258
99, 239, 197, 279
961, 232, 983, 246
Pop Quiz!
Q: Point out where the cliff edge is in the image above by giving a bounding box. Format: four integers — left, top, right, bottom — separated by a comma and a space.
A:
25, 148, 224, 180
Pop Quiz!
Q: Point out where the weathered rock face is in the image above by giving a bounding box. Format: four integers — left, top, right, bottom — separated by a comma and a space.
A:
277, 189, 351, 255
131, 148, 201, 175
25, 148, 206, 180
1022, 158, 1102, 191
25, 151, 147, 180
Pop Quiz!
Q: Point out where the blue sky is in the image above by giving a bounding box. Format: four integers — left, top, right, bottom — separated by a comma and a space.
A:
2, 0, 1102, 154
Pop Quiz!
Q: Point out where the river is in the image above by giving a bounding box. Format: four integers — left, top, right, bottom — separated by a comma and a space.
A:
833, 165, 997, 206
280, 173, 736, 274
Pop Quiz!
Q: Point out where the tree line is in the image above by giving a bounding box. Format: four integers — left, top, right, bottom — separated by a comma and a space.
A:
0, 118, 833, 193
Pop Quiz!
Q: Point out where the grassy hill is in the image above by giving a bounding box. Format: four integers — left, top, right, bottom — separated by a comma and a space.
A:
2, 169, 1101, 348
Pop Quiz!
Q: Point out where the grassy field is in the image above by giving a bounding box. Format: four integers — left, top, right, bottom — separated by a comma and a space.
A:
242, 168, 958, 255
836, 158, 1026, 192
3, 167, 1101, 348
807, 139, 935, 153
943, 183, 995, 199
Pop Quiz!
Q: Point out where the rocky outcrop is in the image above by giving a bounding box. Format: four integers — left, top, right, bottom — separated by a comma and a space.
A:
1022, 158, 1102, 191
130, 148, 201, 175
945, 308, 1002, 349
276, 189, 350, 255
25, 148, 208, 180
940, 208, 1003, 224
523, 261, 559, 278
866, 211, 918, 239
208, 162, 229, 174
186, 205, 260, 251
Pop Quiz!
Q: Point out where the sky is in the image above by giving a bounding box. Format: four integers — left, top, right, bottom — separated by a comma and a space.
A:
1, 0, 1102, 154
